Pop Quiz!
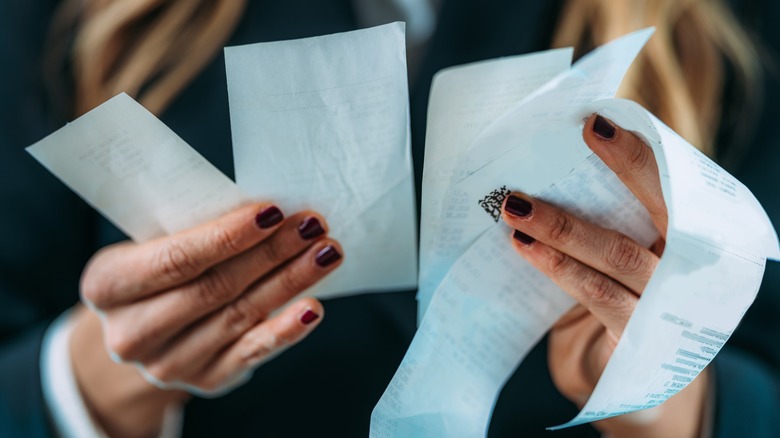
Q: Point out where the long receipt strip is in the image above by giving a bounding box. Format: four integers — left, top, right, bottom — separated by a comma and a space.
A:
416, 47, 574, 320
372, 28, 780, 436
27, 23, 416, 300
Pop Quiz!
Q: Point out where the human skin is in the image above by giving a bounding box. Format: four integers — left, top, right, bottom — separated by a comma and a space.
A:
503, 115, 708, 437
70, 204, 343, 437
66, 115, 707, 437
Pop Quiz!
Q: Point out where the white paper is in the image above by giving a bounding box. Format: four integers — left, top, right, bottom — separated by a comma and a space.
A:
225, 22, 418, 298
557, 99, 780, 428
372, 28, 780, 436
417, 48, 573, 319
30, 24, 418, 301
26, 93, 247, 242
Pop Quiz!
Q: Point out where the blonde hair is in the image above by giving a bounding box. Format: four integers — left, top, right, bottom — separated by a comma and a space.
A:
46, 0, 246, 117
553, 0, 762, 158
47, 0, 760, 159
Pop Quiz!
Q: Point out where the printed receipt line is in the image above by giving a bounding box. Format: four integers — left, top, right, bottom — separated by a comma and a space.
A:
371, 28, 780, 436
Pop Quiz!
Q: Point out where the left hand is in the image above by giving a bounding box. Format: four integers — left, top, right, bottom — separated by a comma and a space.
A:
501, 115, 709, 437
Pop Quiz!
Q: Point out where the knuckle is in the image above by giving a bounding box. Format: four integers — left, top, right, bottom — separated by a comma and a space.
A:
606, 235, 646, 275
144, 361, 177, 384
548, 211, 575, 244
278, 269, 308, 295
208, 224, 244, 256
194, 268, 236, 309
193, 375, 228, 394
155, 240, 200, 284
583, 273, 617, 306
260, 237, 288, 267
222, 299, 262, 337
274, 330, 295, 349
546, 250, 571, 277
240, 341, 275, 367
626, 141, 651, 172
105, 327, 141, 361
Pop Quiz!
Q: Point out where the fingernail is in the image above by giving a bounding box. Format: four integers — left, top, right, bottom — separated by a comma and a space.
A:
513, 230, 535, 245
593, 115, 616, 140
255, 206, 283, 229
298, 216, 325, 240
505, 195, 532, 217
315, 245, 342, 267
300, 309, 320, 325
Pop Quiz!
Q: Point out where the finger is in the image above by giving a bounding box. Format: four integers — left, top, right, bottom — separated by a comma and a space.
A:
102, 213, 330, 361
502, 193, 658, 293
135, 237, 338, 374
510, 230, 637, 338
187, 298, 323, 395
583, 114, 668, 237
82, 202, 286, 308
224, 238, 343, 328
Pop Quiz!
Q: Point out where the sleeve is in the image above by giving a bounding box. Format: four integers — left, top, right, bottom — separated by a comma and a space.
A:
40, 310, 185, 438
40, 310, 106, 438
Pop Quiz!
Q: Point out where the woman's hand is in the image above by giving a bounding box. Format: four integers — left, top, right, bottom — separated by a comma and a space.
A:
501, 115, 709, 437
71, 203, 343, 437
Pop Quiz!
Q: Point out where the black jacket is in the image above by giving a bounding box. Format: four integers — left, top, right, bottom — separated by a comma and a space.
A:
1, 0, 778, 436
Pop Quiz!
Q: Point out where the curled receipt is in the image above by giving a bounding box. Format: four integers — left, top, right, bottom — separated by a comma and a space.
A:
371, 28, 780, 436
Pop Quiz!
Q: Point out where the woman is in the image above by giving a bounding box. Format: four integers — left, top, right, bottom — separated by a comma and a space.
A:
1, 0, 777, 436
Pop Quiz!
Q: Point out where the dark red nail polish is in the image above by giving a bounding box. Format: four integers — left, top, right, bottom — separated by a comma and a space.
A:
300, 309, 320, 325
513, 230, 535, 245
255, 206, 283, 229
593, 115, 616, 140
505, 195, 532, 217
298, 217, 325, 240
315, 245, 341, 267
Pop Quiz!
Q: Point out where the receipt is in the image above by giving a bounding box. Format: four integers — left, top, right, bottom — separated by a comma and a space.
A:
372, 28, 780, 436
417, 48, 573, 320
417, 29, 653, 321
225, 22, 417, 298
26, 93, 247, 242
559, 99, 780, 428
28, 23, 417, 300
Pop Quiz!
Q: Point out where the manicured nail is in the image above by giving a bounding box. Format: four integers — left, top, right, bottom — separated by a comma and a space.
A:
513, 230, 535, 245
255, 206, 283, 229
593, 115, 616, 140
298, 216, 325, 240
300, 309, 320, 325
505, 195, 532, 217
315, 245, 342, 267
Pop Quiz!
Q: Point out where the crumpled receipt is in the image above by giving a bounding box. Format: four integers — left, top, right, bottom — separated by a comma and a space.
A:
26, 22, 417, 300
371, 28, 780, 436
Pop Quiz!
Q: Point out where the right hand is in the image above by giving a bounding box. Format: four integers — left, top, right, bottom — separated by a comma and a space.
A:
79, 202, 343, 395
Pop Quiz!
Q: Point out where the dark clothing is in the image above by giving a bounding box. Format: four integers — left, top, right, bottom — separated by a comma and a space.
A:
1, 0, 779, 437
